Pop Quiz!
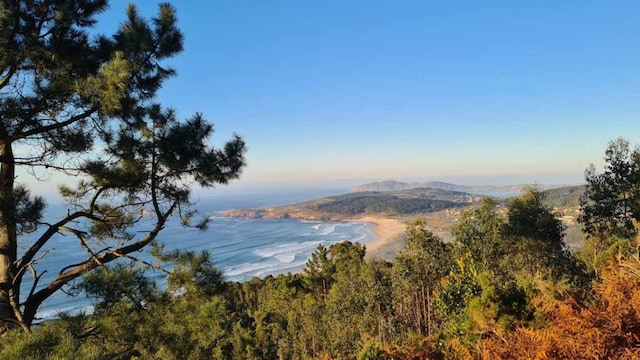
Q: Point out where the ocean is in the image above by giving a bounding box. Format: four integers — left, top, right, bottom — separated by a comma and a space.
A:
22, 188, 377, 319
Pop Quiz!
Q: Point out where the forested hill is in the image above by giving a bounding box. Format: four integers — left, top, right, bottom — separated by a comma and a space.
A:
352, 180, 560, 194
313, 188, 480, 215
224, 184, 587, 220
541, 185, 586, 208
225, 187, 482, 219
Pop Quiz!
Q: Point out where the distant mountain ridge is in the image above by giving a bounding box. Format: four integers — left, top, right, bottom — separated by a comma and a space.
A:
352, 180, 560, 194
225, 187, 483, 219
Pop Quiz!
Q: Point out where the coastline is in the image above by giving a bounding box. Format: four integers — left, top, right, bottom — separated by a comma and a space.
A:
355, 216, 406, 260
222, 207, 408, 260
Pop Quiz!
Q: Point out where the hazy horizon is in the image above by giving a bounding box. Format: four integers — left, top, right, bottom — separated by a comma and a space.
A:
31, 171, 587, 204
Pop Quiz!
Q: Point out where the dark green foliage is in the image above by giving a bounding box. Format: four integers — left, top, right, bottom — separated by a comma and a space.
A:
437, 255, 483, 327
441, 189, 589, 347
0, 227, 588, 359
504, 188, 573, 278
0, 185, 45, 235
580, 138, 640, 239
452, 189, 581, 282
541, 185, 586, 208
0, 0, 246, 330
505, 189, 566, 243
451, 197, 504, 272
76, 264, 158, 313
0, 323, 86, 360
392, 218, 451, 336
316, 194, 462, 215
158, 249, 227, 297
367, 197, 461, 214
303, 244, 334, 300
578, 138, 640, 274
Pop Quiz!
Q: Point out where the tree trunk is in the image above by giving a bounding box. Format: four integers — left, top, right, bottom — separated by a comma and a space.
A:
0, 138, 17, 327
427, 285, 432, 337
415, 292, 422, 335
377, 302, 383, 345
421, 285, 428, 337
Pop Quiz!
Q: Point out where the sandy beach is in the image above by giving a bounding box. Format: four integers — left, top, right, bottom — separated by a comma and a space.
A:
223, 206, 410, 260
355, 216, 407, 260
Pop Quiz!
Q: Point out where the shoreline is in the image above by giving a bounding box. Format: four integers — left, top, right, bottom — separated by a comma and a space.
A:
222, 208, 408, 260
354, 216, 406, 260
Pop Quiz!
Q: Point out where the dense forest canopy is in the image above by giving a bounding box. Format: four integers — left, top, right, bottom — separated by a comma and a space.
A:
315, 193, 464, 215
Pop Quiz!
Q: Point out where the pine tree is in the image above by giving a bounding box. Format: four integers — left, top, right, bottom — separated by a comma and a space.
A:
0, 1, 246, 331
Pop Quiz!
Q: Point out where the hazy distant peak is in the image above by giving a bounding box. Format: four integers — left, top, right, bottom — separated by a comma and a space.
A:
351, 180, 563, 194
352, 180, 410, 192
352, 180, 461, 192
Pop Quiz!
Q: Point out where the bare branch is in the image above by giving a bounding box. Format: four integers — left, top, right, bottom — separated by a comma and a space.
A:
58, 226, 105, 268
8, 289, 30, 333
24, 200, 180, 316
25, 265, 46, 302
112, 251, 170, 275
15, 211, 104, 286
13, 248, 54, 287
16, 106, 98, 140
0, 67, 16, 89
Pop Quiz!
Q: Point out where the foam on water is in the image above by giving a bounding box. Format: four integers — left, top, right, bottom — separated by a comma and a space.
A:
225, 262, 275, 277
318, 224, 338, 235
257, 241, 324, 265
253, 241, 323, 259
275, 253, 296, 263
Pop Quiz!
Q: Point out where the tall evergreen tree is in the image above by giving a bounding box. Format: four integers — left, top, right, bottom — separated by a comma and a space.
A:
303, 244, 334, 300
580, 138, 640, 239
0, 1, 246, 330
392, 218, 450, 336
504, 187, 571, 277
451, 197, 504, 273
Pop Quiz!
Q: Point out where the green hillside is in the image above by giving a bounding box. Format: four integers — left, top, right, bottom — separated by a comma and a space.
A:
541, 185, 586, 208
309, 187, 478, 215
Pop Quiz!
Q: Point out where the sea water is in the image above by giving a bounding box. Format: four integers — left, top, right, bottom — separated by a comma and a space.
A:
22, 189, 377, 319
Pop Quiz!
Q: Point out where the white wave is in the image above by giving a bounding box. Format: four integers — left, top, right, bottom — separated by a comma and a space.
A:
311, 224, 321, 230
352, 222, 374, 243
227, 241, 328, 279
225, 259, 309, 280
301, 219, 321, 224
253, 261, 307, 278
319, 224, 337, 236
253, 241, 322, 259
353, 233, 367, 243
232, 219, 252, 228
275, 253, 297, 264
225, 262, 272, 277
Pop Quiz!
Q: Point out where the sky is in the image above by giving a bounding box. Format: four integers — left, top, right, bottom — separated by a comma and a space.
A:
23, 1, 640, 194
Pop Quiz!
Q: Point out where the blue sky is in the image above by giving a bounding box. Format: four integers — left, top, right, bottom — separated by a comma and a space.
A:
46, 1, 640, 191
